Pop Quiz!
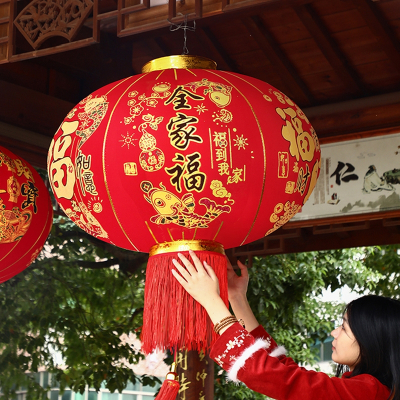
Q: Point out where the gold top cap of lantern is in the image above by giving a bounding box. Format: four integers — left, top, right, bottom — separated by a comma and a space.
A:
142, 55, 217, 73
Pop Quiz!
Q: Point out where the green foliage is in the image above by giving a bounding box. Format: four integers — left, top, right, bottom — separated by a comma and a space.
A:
0, 217, 156, 399
2, 211, 400, 400
362, 245, 400, 298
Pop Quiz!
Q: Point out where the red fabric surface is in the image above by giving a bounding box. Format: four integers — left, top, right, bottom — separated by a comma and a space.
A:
48, 69, 321, 252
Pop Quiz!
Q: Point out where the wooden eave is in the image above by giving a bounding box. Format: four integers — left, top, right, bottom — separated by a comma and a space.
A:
0, 0, 400, 256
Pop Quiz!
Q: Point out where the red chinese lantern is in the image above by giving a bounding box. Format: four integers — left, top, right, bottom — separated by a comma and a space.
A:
0, 146, 53, 283
47, 55, 321, 353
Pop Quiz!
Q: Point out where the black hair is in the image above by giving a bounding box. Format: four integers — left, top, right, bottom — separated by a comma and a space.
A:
336, 295, 400, 400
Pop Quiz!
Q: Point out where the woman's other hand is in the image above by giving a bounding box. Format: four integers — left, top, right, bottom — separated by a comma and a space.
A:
227, 258, 249, 302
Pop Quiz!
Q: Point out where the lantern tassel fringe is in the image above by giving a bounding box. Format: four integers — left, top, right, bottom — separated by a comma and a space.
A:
141, 250, 228, 354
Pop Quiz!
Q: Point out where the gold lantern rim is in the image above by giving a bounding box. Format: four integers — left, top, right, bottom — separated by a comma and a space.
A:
149, 239, 225, 257
141, 55, 217, 73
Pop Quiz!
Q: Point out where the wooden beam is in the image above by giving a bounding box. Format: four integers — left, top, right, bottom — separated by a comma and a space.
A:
153, 36, 172, 56
195, 27, 234, 71
0, 134, 48, 169
351, 0, 400, 73
0, 121, 51, 149
201, 26, 240, 72
306, 92, 400, 140
242, 15, 314, 106
227, 211, 400, 257
294, 3, 366, 96
0, 80, 74, 137
8, 37, 98, 63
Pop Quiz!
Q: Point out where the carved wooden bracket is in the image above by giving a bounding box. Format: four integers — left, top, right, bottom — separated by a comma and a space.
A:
14, 0, 93, 49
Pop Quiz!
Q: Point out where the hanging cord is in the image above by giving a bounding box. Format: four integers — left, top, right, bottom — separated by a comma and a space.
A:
169, 14, 196, 55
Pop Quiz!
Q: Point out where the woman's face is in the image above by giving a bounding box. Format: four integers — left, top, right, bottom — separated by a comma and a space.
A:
331, 313, 360, 370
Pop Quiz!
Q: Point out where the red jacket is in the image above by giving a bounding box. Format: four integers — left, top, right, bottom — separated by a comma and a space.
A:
209, 323, 391, 400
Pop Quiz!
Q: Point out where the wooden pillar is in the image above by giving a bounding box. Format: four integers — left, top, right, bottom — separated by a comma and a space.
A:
175, 349, 214, 400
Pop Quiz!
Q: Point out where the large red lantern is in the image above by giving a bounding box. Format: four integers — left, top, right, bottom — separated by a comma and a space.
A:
0, 146, 53, 283
47, 55, 321, 353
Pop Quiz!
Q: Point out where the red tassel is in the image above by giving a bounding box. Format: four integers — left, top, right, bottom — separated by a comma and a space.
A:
155, 363, 180, 400
141, 250, 228, 354
156, 378, 180, 400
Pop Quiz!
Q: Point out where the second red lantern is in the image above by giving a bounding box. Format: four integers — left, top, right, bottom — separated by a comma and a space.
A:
0, 146, 53, 283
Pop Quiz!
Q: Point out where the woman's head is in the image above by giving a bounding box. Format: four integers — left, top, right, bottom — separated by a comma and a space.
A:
336, 295, 400, 398
331, 312, 360, 370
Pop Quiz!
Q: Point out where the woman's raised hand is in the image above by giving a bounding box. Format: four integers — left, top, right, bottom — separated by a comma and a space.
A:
172, 250, 221, 311
227, 258, 249, 302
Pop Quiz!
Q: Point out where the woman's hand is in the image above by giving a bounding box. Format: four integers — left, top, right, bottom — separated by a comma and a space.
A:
172, 250, 221, 311
227, 258, 249, 302
227, 259, 259, 331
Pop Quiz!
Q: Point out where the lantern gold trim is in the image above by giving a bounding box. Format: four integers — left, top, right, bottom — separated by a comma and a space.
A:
149, 239, 225, 256
142, 55, 217, 73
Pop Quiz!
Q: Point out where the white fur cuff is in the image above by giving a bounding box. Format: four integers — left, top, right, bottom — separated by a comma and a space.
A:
227, 338, 270, 383
270, 345, 286, 358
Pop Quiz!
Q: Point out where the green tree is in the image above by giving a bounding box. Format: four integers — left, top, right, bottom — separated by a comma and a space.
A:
0, 217, 157, 399
1, 213, 398, 400
362, 245, 400, 298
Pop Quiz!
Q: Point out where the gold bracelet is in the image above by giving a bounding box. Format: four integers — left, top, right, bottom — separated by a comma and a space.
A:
215, 315, 235, 327
213, 316, 238, 334
238, 318, 246, 329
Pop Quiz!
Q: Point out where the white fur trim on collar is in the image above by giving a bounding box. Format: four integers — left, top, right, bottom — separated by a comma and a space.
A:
227, 338, 270, 383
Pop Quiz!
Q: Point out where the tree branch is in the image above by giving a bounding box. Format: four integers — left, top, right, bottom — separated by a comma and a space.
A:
51, 224, 149, 275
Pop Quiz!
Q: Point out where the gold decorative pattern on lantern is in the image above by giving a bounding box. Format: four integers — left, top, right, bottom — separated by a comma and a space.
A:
141, 181, 231, 229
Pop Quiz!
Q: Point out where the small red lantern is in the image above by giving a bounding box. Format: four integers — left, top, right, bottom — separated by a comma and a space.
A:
47, 56, 321, 353
0, 146, 53, 283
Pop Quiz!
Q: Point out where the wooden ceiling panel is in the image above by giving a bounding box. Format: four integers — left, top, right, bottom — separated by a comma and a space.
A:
208, 20, 260, 57
266, 19, 310, 45
49, 70, 82, 103
299, 70, 350, 101
378, 0, 400, 21
225, 49, 283, 89
319, 9, 365, 34
350, 0, 400, 74
311, 0, 355, 17
293, 3, 366, 97
255, 4, 301, 29
357, 60, 400, 91
280, 38, 333, 76
0, 80, 73, 137
332, 26, 387, 63
132, 39, 165, 73
0, 61, 50, 94
194, 28, 237, 72
240, 15, 315, 105
333, 39, 388, 67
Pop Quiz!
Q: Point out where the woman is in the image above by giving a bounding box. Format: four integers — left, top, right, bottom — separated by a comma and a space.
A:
171, 250, 400, 400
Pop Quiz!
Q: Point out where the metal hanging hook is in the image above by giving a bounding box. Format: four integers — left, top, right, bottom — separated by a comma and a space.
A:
168, 14, 196, 55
